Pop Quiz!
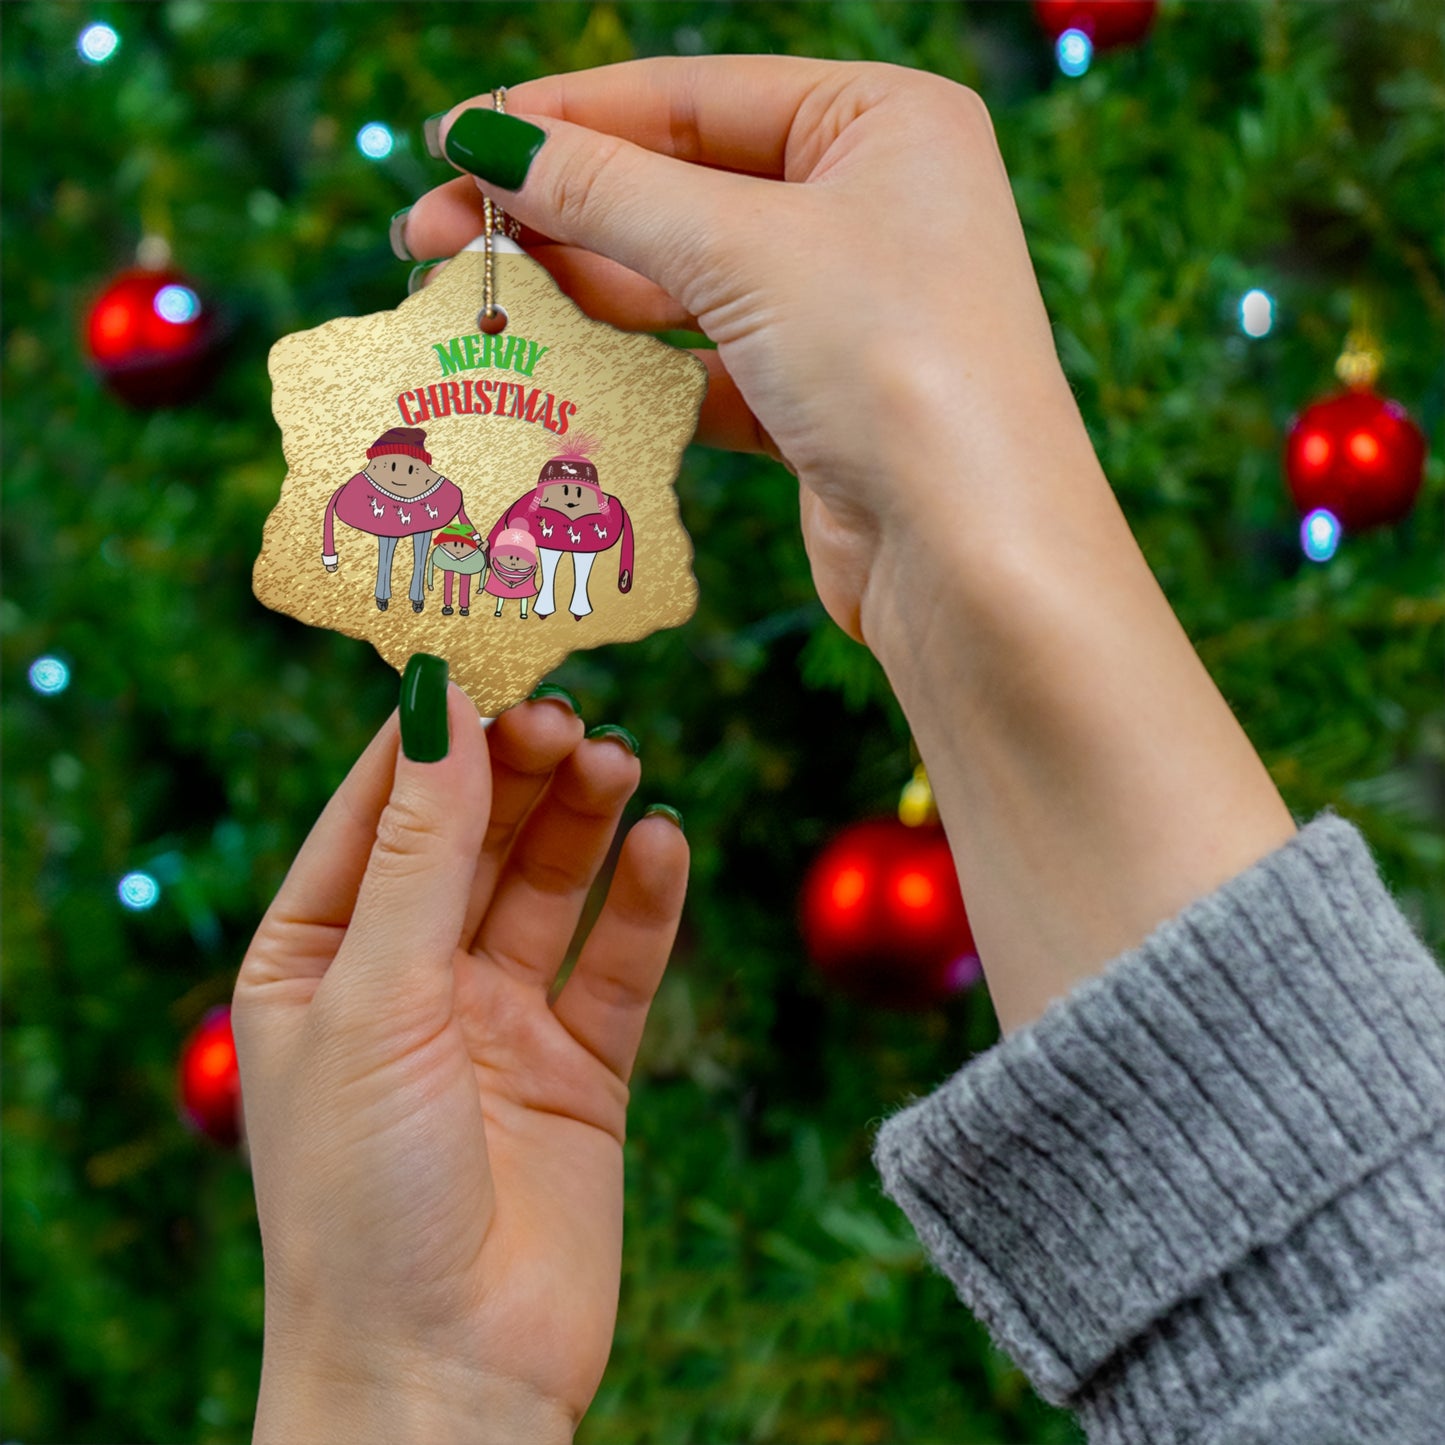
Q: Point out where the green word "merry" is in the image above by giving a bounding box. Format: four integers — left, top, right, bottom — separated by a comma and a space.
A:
432, 332, 549, 379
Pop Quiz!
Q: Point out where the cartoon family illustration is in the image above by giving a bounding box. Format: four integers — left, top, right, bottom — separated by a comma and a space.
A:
320, 427, 635, 622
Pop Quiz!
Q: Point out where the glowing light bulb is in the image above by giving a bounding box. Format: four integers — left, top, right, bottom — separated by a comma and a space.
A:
29, 657, 71, 694
1057, 28, 1093, 77
1301, 508, 1341, 563
153, 284, 201, 324
830, 866, 867, 911
1240, 289, 1274, 338
118, 871, 161, 910
356, 122, 395, 160
78, 22, 119, 64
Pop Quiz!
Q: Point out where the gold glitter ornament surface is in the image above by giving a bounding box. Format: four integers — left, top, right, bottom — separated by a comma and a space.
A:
255, 238, 707, 715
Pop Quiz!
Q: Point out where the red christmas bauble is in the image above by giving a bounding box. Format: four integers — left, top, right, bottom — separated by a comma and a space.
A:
1033, 0, 1158, 49
1284, 388, 1426, 532
800, 818, 980, 1011
178, 1005, 242, 1147
85, 267, 219, 407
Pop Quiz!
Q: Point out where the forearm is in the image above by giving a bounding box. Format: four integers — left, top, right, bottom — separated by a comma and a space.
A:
859, 381, 1295, 1033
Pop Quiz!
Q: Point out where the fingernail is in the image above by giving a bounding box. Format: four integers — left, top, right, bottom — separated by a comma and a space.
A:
388, 206, 413, 261
585, 723, 639, 757
644, 804, 684, 834
408, 259, 447, 295
400, 654, 449, 762
528, 683, 581, 716
443, 107, 546, 191
423, 111, 446, 160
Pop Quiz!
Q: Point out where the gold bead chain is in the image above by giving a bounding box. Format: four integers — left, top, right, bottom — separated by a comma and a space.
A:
481, 86, 521, 329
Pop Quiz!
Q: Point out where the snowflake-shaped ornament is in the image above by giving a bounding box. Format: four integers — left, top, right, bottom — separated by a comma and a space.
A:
255, 237, 707, 715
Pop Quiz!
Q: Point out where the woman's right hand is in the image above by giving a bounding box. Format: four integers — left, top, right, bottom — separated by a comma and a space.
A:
402, 57, 1094, 643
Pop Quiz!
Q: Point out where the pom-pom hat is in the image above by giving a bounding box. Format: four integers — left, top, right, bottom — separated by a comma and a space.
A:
435, 518, 479, 549
367, 426, 431, 465
495, 521, 538, 557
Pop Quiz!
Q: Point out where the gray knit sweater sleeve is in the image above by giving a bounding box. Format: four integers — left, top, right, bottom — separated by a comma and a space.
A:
871, 814, 1445, 1444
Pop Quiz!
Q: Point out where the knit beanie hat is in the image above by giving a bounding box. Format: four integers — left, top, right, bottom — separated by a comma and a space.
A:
494, 521, 538, 558
435, 518, 478, 549
367, 427, 431, 464
537, 455, 599, 489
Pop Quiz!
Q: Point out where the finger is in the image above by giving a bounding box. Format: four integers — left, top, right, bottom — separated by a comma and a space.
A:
402, 187, 699, 330
460, 694, 586, 949
323, 679, 491, 1031
437, 104, 765, 316
550, 813, 689, 1083
692, 350, 786, 461
471, 734, 641, 992
505, 56, 850, 178
527, 245, 699, 332
401, 174, 558, 259
237, 712, 402, 993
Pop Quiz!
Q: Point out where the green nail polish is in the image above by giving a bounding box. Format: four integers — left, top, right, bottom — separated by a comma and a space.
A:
388, 206, 413, 261
423, 112, 446, 160
407, 259, 446, 295
528, 683, 581, 716
443, 106, 546, 192
585, 723, 639, 757
644, 804, 684, 834
400, 654, 449, 762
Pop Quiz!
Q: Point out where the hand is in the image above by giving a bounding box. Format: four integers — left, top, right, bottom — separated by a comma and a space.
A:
324, 561, 338, 573
233, 688, 688, 1441
404, 59, 1294, 1035
404, 57, 1081, 642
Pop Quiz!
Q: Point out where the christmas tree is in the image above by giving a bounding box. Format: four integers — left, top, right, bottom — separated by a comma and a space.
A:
3, 3, 1440, 1442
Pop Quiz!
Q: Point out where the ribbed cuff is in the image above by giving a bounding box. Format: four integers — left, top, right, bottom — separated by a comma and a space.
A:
872, 814, 1445, 1427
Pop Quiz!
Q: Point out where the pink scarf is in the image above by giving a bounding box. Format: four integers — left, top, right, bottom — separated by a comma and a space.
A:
490, 558, 537, 588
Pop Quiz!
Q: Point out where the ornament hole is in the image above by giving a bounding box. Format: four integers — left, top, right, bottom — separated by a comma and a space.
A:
477, 305, 509, 335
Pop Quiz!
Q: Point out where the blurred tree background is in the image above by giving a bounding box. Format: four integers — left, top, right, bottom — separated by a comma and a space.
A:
2, 2, 1441, 1441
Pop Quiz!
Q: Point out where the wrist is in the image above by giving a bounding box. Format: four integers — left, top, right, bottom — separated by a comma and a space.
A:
854, 383, 1293, 1034
254, 1339, 575, 1445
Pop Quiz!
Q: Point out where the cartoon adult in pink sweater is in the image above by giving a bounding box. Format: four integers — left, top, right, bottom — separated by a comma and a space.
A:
484, 521, 540, 619
486, 454, 634, 621
321, 426, 481, 613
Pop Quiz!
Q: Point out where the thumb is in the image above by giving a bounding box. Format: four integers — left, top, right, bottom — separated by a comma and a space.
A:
323, 657, 489, 1032
440, 105, 762, 319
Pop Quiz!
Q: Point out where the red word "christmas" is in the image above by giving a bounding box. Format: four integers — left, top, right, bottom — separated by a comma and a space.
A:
396, 379, 579, 435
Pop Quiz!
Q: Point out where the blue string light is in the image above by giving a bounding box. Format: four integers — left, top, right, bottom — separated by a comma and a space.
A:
78, 22, 120, 64
118, 872, 161, 910
1301, 508, 1341, 563
28, 657, 71, 695
1240, 289, 1275, 338
356, 122, 395, 160
1057, 28, 1093, 77
154, 284, 201, 324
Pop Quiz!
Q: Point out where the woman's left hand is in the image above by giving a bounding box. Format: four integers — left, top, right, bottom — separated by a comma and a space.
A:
233, 680, 687, 1443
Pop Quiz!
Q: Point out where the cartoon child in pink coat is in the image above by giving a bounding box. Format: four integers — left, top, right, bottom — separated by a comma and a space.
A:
321, 426, 481, 612
486, 453, 633, 621
484, 522, 540, 619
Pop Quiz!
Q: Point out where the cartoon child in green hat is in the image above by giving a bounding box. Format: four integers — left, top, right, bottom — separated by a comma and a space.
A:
426, 519, 489, 616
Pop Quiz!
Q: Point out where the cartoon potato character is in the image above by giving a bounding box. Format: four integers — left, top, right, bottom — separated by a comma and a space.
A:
484, 522, 540, 619
426, 519, 489, 616
321, 426, 480, 612
487, 454, 633, 620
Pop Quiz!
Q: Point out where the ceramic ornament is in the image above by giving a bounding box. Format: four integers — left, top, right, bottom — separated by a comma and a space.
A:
254, 236, 707, 715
